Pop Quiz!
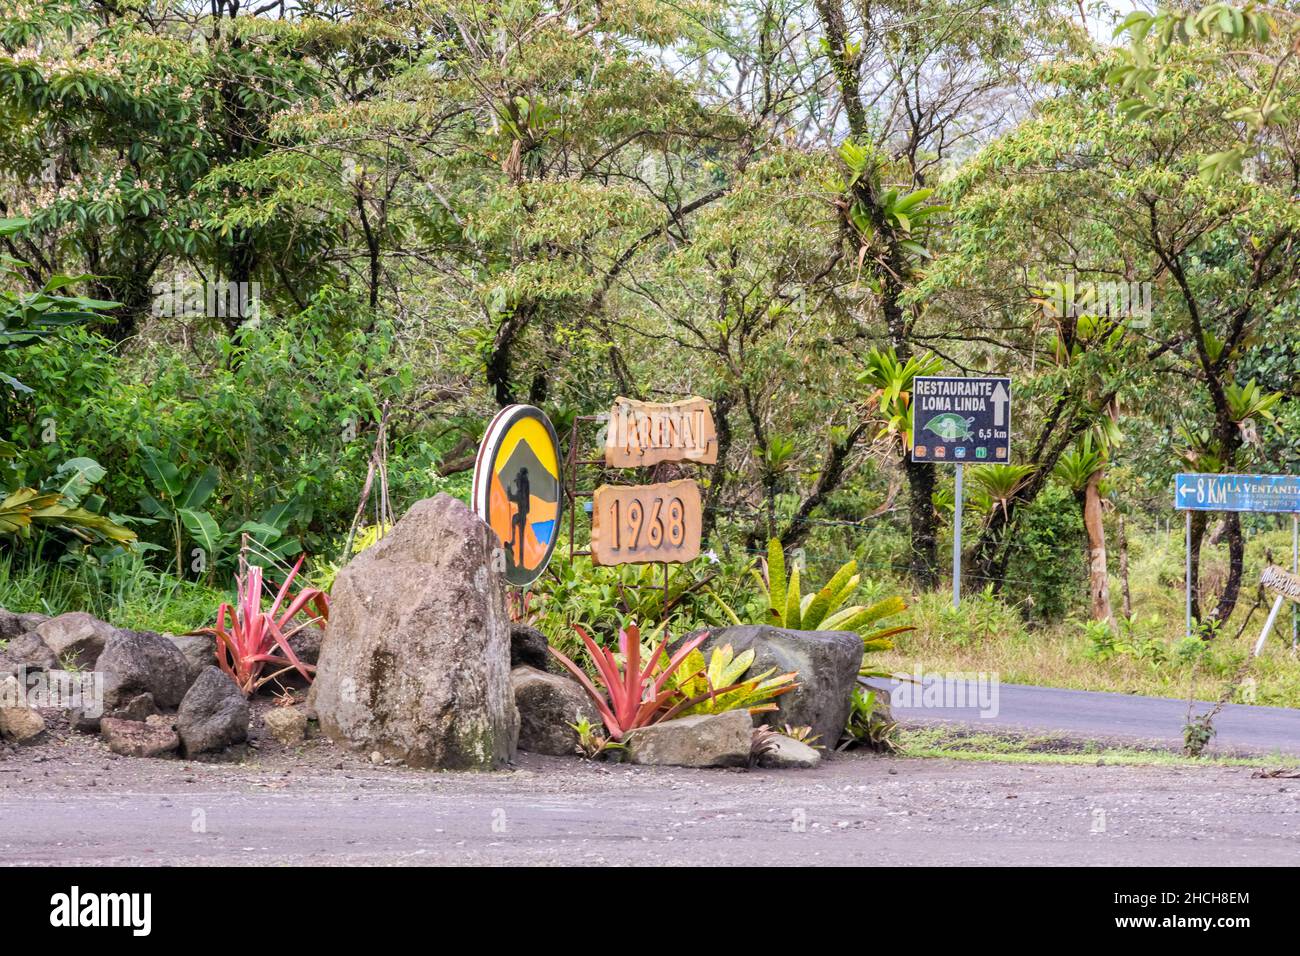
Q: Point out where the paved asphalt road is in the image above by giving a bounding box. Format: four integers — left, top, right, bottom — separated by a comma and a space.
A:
870, 676, 1300, 756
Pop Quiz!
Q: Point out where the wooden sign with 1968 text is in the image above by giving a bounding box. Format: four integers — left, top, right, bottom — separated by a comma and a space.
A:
590, 479, 702, 566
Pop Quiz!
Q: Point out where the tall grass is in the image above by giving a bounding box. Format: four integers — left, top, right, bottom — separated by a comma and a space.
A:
0, 551, 223, 635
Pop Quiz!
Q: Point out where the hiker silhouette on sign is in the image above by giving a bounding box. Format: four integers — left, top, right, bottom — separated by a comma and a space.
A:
507, 467, 530, 566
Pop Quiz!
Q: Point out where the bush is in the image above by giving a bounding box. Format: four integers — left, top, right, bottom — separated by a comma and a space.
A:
1003, 484, 1085, 624
528, 548, 751, 650
906, 585, 1028, 647
0, 289, 439, 568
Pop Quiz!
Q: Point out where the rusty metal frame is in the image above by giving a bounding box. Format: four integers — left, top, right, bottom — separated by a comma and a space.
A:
563, 414, 671, 614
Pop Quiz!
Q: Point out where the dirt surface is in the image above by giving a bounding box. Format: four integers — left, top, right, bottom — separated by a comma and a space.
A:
2, 703, 1299, 865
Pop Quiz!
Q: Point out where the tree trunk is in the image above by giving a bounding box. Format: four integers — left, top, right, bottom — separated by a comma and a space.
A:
1188, 509, 1207, 626
700, 392, 733, 548
1082, 470, 1112, 625
485, 302, 534, 406
905, 457, 938, 587
1117, 513, 1132, 620
1211, 511, 1245, 627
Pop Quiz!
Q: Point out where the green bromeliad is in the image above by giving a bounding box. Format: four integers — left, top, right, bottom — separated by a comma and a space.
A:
669, 643, 798, 718
712, 538, 913, 645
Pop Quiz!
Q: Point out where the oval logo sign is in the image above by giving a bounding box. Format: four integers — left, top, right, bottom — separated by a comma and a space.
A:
471, 404, 563, 587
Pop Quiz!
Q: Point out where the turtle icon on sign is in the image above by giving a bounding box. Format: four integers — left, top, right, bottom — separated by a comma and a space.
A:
924, 413, 975, 442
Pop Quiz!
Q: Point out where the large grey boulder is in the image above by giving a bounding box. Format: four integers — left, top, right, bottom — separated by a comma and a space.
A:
625, 711, 753, 768
683, 625, 863, 748
311, 494, 518, 769
96, 629, 190, 710
36, 612, 116, 670
0, 632, 56, 676
167, 633, 216, 687
177, 667, 249, 755
511, 665, 598, 756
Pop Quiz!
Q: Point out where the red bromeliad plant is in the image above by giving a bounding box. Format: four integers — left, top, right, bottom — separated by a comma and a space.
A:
549, 624, 749, 741
202, 555, 330, 695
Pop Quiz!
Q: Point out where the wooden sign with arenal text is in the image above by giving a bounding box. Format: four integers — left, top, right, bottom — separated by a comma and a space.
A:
590, 479, 702, 566
604, 397, 718, 468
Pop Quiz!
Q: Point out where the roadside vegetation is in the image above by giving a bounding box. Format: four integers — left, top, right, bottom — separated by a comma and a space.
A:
897, 726, 1300, 769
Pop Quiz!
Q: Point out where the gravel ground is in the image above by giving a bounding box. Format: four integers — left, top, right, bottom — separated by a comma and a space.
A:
2, 705, 1299, 865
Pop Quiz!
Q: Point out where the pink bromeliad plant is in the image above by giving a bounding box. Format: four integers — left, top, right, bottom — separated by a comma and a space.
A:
549, 623, 747, 741
202, 555, 329, 695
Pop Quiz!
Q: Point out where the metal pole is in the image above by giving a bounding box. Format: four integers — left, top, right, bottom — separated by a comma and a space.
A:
1254, 594, 1286, 657
1292, 515, 1297, 650
953, 463, 963, 609
1185, 510, 1193, 640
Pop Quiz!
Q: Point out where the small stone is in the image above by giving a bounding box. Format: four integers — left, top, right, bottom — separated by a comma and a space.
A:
263, 707, 308, 747
511, 665, 599, 756
1, 632, 57, 672
757, 734, 821, 770
177, 667, 249, 756
165, 633, 217, 687
0, 676, 45, 744
509, 624, 551, 670
100, 716, 179, 759
71, 689, 160, 734
625, 711, 753, 768
287, 626, 324, 667
0, 608, 49, 642
36, 612, 116, 670
97, 629, 190, 710
370, 751, 383, 765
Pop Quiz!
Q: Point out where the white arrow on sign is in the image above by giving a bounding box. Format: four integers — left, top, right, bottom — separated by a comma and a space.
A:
991, 382, 1009, 427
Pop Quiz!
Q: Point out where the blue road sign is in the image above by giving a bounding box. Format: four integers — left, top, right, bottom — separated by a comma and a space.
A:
1174, 473, 1300, 513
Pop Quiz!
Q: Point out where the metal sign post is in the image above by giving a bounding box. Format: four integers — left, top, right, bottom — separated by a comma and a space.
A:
1173, 472, 1300, 645
953, 463, 964, 609
1185, 511, 1193, 640
911, 375, 1012, 609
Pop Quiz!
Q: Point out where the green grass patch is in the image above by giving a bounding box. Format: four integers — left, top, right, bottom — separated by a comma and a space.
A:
0, 552, 223, 635
896, 725, 1298, 768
